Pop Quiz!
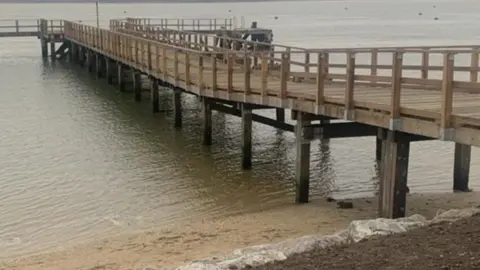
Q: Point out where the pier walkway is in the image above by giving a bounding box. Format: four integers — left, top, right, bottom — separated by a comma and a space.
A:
8, 17, 480, 219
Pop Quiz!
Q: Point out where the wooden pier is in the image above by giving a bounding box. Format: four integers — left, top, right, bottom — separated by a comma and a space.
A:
6, 17, 480, 219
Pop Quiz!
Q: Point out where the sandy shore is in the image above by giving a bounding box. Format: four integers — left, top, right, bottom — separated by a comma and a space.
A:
1, 192, 478, 270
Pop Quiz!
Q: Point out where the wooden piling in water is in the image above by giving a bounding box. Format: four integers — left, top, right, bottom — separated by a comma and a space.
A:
173, 90, 182, 128
378, 130, 410, 218
95, 54, 102, 78
276, 108, 285, 122
105, 59, 112, 84
202, 98, 212, 145
41, 39, 48, 59
78, 47, 84, 67
376, 136, 383, 161
150, 77, 159, 113
453, 143, 471, 192
118, 63, 125, 92
70, 42, 76, 62
50, 41, 56, 61
241, 104, 252, 169
87, 50, 93, 72
39, 20, 48, 59
295, 111, 312, 204
133, 70, 141, 101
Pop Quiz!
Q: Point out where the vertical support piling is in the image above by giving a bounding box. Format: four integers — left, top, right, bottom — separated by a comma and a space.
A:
276, 108, 285, 122
295, 111, 312, 204
376, 130, 383, 161
78, 47, 85, 67
118, 63, 125, 92
453, 143, 471, 192
173, 90, 182, 128
379, 131, 410, 219
150, 77, 159, 113
202, 98, 212, 145
95, 54, 102, 78
66, 41, 72, 62
241, 103, 252, 169
106, 59, 113, 84
133, 70, 141, 101
50, 41, 56, 61
41, 39, 48, 59
40, 19, 48, 59
70, 42, 77, 63
87, 50, 94, 72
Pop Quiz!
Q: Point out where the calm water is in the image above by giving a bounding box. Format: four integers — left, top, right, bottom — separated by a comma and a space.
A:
0, 0, 480, 258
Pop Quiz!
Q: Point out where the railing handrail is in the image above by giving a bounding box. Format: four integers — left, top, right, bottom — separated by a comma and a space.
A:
110, 19, 480, 55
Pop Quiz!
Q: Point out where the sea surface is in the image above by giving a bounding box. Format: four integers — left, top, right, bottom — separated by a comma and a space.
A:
0, 0, 479, 258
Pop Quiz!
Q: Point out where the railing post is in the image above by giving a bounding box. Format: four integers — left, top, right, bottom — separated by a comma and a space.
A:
371, 48, 378, 85
316, 52, 327, 111
185, 53, 190, 85
304, 51, 310, 73
212, 55, 217, 93
421, 49, 429, 79
162, 47, 167, 81
147, 41, 152, 70
227, 53, 234, 97
198, 55, 204, 95
470, 48, 479, 82
174, 49, 179, 86
440, 52, 455, 140
244, 54, 251, 97
155, 45, 160, 73
390, 51, 403, 130
269, 45, 275, 68
344, 52, 355, 120
280, 52, 290, 100
260, 54, 268, 98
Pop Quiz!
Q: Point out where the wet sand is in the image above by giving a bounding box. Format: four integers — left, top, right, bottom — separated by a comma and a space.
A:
1, 192, 478, 270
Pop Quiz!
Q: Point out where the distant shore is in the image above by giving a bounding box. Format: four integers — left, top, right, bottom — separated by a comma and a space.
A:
1, 192, 478, 270
0, 0, 308, 3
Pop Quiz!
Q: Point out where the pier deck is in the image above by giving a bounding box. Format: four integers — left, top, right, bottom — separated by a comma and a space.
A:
11, 17, 480, 219
78, 20, 480, 145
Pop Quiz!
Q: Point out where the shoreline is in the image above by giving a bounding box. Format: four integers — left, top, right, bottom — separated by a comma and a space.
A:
251, 209, 480, 270
1, 191, 478, 270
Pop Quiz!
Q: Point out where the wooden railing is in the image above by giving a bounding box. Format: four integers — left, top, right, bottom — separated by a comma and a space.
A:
0, 19, 64, 37
64, 20, 480, 132
109, 19, 480, 91
113, 17, 237, 32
